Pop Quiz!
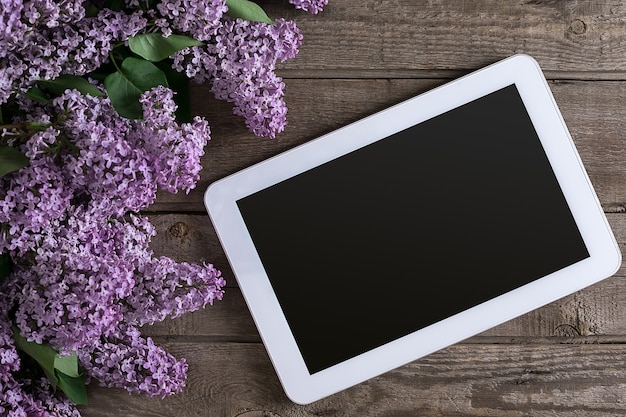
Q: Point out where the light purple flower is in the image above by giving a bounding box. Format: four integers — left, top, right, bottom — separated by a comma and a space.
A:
56, 89, 157, 217
8, 205, 147, 351
157, 0, 227, 41
78, 324, 188, 398
0, 7, 147, 103
289, 0, 328, 14
1, 84, 219, 355
136, 86, 210, 194
172, 17, 303, 138
0, 154, 73, 256
0, 374, 81, 417
125, 256, 225, 326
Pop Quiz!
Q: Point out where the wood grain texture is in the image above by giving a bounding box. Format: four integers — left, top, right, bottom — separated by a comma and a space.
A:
262, 0, 626, 75
80, 342, 626, 417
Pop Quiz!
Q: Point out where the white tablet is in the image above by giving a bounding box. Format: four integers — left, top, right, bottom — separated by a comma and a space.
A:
204, 54, 621, 404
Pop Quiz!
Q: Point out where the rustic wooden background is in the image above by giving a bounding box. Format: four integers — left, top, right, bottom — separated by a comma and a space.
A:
80, 1, 626, 416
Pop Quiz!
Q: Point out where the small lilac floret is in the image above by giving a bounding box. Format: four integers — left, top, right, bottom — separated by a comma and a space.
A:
78, 324, 189, 398
288, 0, 328, 14
172, 17, 302, 138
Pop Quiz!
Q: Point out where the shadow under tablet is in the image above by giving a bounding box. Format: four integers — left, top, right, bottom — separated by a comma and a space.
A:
236, 84, 590, 375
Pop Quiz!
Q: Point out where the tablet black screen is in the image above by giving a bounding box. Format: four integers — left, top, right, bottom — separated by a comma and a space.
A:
237, 84, 590, 375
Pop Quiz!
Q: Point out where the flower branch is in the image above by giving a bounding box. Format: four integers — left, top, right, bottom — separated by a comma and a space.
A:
0, 0, 329, 415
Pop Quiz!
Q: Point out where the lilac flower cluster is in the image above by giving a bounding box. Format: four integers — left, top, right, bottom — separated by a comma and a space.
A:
0, 86, 210, 255
0, 376, 82, 417
0, 0, 327, 413
78, 324, 189, 398
0, 290, 81, 417
155, 0, 227, 41
172, 17, 303, 138
0, 86, 224, 403
6, 204, 224, 354
288, 0, 329, 14
1, 1, 147, 103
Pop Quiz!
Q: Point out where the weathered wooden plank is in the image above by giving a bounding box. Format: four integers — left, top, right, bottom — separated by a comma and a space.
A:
262, 0, 626, 75
143, 213, 626, 340
79, 342, 626, 417
152, 79, 626, 212
142, 289, 259, 340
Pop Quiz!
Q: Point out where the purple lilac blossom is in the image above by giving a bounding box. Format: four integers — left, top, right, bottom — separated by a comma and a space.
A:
136, 86, 210, 194
0, 0, 28, 59
172, 17, 302, 138
78, 324, 188, 398
5, 200, 225, 376
0, 376, 45, 417
1, 84, 221, 353
0, 91, 145, 254
0, 86, 210, 252
8, 199, 224, 358
156, 0, 227, 41
5, 200, 223, 373
33, 378, 82, 417
0, 375, 81, 417
0, 295, 20, 376
0, 6, 147, 104
8, 206, 151, 351
288, 0, 328, 14
125, 256, 225, 326
56, 89, 157, 218
0, 291, 81, 417
0, 154, 72, 256
59, 86, 208, 213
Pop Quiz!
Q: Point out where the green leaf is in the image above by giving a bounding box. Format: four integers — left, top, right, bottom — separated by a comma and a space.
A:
54, 351, 80, 378
0, 146, 29, 178
13, 328, 87, 403
104, 57, 169, 119
24, 86, 51, 104
103, 71, 143, 119
12, 327, 58, 389
129, 33, 203, 62
56, 371, 88, 405
225, 0, 274, 24
0, 252, 12, 283
39, 75, 105, 97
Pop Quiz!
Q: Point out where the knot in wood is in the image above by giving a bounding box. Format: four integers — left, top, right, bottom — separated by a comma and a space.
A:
569, 19, 587, 35
554, 323, 581, 337
168, 221, 191, 240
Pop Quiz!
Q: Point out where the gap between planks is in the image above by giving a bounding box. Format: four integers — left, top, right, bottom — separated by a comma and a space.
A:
276, 69, 626, 82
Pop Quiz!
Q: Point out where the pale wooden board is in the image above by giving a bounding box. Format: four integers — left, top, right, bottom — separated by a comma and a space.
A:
80, 342, 626, 417
151, 79, 626, 212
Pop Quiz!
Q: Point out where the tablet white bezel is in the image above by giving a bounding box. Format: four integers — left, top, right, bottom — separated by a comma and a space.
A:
204, 54, 621, 404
